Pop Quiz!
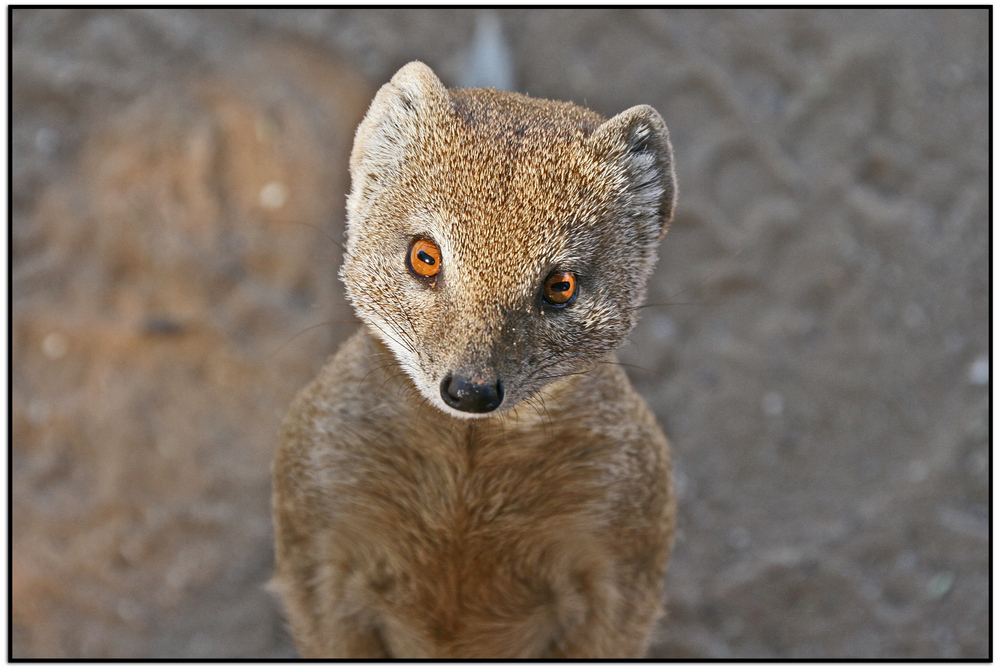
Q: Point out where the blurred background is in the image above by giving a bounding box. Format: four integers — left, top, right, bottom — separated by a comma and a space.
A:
11, 8, 989, 658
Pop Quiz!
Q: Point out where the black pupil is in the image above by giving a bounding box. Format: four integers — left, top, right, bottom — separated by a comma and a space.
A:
550, 281, 570, 293
417, 250, 436, 265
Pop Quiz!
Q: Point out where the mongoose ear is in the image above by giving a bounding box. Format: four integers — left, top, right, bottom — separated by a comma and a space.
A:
349, 61, 450, 194
587, 105, 677, 239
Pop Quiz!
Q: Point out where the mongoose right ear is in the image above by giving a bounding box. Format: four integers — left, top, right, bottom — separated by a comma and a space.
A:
587, 105, 677, 240
349, 62, 450, 199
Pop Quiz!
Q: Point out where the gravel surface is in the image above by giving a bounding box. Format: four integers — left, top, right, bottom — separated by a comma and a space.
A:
11, 8, 990, 658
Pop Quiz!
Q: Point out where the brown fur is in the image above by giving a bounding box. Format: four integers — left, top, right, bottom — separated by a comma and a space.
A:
272, 62, 677, 658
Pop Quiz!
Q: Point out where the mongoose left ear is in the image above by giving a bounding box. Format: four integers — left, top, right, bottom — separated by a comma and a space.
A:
587, 105, 677, 239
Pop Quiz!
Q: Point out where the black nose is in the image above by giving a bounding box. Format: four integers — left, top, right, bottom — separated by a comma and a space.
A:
440, 373, 504, 413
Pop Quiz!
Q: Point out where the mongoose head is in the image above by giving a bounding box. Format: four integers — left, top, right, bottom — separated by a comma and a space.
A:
342, 62, 676, 419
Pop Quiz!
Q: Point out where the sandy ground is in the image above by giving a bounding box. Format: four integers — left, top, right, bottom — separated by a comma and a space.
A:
11, 8, 990, 658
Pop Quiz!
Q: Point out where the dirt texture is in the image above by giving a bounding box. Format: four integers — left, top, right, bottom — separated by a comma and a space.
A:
11, 8, 990, 659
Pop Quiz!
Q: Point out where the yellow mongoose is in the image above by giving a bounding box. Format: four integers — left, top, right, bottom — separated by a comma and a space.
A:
272, 61, 677, 658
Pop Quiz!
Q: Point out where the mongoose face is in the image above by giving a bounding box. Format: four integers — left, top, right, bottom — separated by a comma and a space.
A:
342, 62, 676, 419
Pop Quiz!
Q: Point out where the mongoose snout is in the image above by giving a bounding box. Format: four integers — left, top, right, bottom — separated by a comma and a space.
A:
440, 372, 504, 413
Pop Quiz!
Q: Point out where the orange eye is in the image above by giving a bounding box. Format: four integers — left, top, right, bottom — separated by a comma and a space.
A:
543, 270, 577, 306
407, 238, 441, 279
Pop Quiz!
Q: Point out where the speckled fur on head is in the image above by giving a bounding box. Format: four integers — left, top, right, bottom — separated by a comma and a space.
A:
342, 61, 676, 419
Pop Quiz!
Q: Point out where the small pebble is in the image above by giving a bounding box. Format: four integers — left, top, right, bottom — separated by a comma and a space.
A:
41, 332, 68, 359
762, 391, 784, 417
259, 181, 288, 210
967, 355, 988, 386
925, 572, 955, 600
